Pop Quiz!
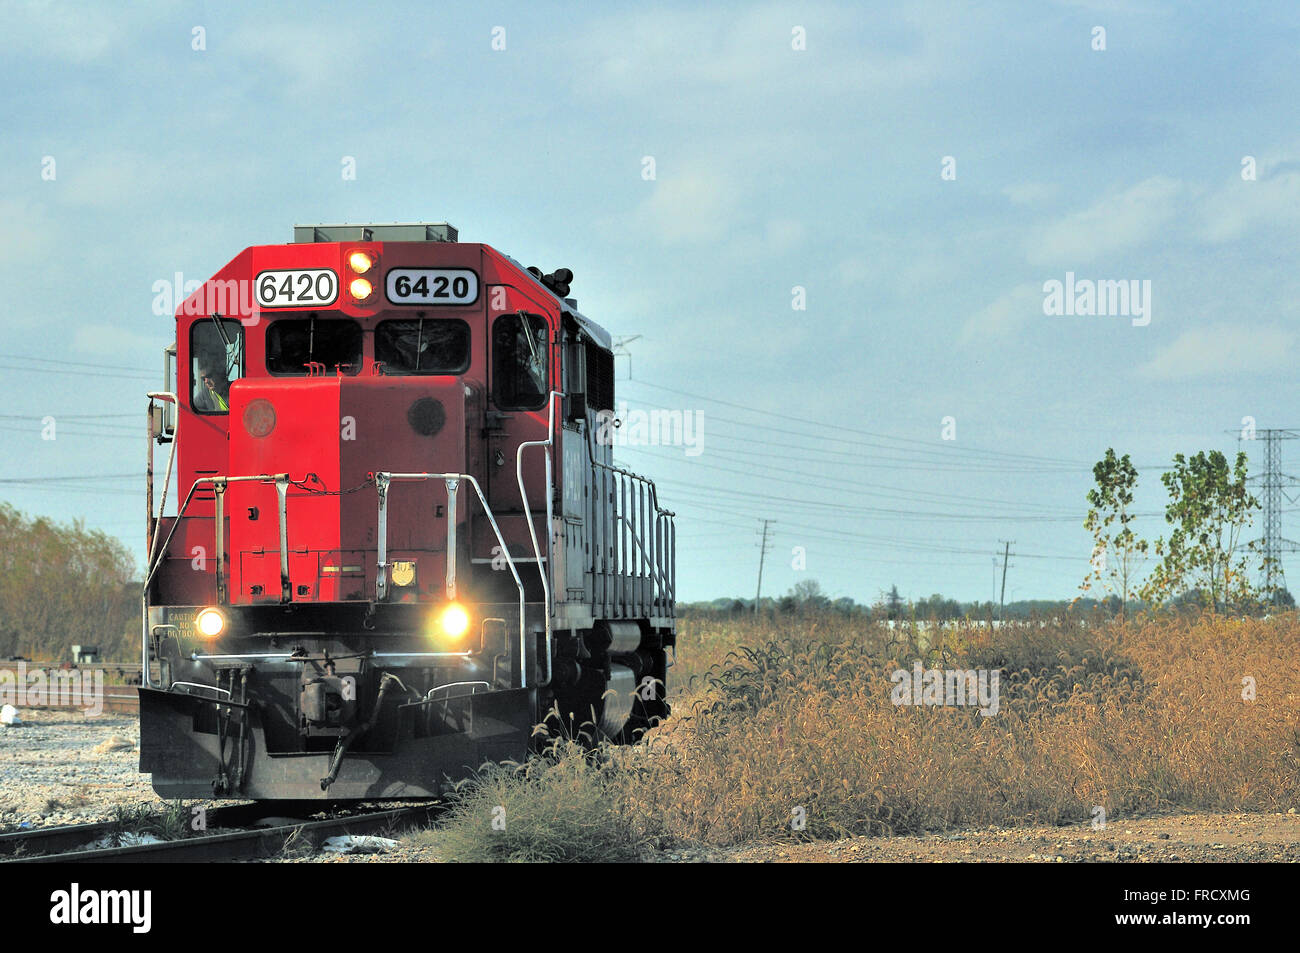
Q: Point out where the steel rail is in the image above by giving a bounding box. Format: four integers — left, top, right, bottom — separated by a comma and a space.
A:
0, 805, 438, 864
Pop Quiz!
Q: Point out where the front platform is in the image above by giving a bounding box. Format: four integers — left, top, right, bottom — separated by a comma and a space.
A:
139, 685, 536, 800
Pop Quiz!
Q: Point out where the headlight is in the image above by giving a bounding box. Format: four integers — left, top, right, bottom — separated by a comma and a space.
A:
195, 607, 225, 638
437, 603, 470, 639
348, 250, 375, 274
350, 277, 373, 300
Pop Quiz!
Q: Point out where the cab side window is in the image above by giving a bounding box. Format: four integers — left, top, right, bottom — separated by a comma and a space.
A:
492, 312, 549, 410
586, 342, 614, 413
191, 318, 244, 414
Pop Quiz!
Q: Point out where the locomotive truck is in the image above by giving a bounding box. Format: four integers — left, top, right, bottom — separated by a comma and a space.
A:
139, 222, 676, 799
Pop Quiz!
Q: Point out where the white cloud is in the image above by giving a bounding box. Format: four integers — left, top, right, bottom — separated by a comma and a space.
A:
761, 218, 806, 253
837, 257, 872, 286
1028, 176, 1183, 266
1, 1, 128, 63
1197, 162, 1300, 243
1137, 323, 1295, 380
1002, 182, 1058, 205
961, 282, 1043, 342
574, 2, 966, 100
52, 151, 152, 211
229, 20, 386, 96
632, 169, 739, 244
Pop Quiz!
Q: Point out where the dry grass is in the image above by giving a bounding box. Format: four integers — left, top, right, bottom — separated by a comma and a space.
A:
424, 611, 1300, 860
425, 740, 647, 862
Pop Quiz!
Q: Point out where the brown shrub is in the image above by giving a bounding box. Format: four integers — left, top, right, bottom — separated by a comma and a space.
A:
429, 611, 1300, 858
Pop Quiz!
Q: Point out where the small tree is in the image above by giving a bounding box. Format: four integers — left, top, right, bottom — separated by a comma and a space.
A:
783, 578, 830, 615
884, 584, 904, 621
1080, 448, 1148, 617
1140, 450, 1262, 611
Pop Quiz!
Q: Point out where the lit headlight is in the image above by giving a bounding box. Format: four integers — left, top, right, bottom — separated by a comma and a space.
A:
437, 603, 470, 639
350, 277, 373, 300
195, 607, 226, 639
348, 250, 375, 274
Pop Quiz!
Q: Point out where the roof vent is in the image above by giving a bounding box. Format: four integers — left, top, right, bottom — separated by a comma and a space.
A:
292, 222, 457, 243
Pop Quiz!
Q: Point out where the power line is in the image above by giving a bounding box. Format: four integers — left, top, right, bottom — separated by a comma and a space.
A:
0, 413, 137, 420
671, 494, 1088, 562
0, 362, 154, 382
0, 473, 138, 484
620, 392, 1078, 474
622, 378, 1093, 468
637, 458, 1155, 522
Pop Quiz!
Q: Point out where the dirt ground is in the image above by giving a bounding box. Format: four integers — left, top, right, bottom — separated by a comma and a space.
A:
345, 810, 1297, 864
693, 810, 1300, 863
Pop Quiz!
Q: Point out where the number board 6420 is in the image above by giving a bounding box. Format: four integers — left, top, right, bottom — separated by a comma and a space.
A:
254, 269, 339, 308
386, 268, 479, 305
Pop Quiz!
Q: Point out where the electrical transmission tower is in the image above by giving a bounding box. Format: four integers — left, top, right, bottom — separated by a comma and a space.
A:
611, 335, 642, 380
1254, 429, 1300, 598
1231, 427, 1300, 598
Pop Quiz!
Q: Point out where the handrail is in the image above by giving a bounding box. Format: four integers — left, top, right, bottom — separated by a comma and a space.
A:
375, 471, 530, 689
588, 457, 677, 613
143, 469, 292, 693
145, 466, 530, 690
143, 392, 179, 689
617, 513, 674, 598
144, 472, 289, 590
572, 399, 678, 618
515, 391, 562, 686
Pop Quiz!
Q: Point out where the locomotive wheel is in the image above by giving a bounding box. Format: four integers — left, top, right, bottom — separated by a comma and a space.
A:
543, 651, 670, 746
542, 657, 604, 745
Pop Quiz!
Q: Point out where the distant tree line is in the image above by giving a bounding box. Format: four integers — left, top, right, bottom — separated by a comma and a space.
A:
0, 503, 138, 661
681, 580, 1117, 622
683, 445, 1296, 622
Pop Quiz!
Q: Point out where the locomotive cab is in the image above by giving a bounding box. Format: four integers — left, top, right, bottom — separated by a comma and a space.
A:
139, 223, 675, 799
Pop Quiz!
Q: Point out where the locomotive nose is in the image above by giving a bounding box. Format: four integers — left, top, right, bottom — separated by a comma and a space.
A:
225, 376, 468, 605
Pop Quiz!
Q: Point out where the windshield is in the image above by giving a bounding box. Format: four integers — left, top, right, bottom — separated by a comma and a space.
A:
375, 318, 470, 374
266, 316, 362, 375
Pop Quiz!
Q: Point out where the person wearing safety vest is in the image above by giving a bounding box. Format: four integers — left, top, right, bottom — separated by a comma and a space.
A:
195, 358, 230, 412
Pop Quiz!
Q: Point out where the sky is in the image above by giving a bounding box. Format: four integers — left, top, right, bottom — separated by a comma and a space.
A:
1, 0, 1298, 605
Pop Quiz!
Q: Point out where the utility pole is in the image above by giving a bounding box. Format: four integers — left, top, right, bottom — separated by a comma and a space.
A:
998, 540, 1014, 624
754, 519, 773, 615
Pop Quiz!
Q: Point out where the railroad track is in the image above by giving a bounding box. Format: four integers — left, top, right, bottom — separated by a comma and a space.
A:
96, 690, 140, 713
1, 661, 143, 714
0, 802, 439, 863
1, 689, 139, 715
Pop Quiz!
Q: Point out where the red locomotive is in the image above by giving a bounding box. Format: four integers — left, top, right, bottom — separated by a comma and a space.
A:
140, 223, 676, 799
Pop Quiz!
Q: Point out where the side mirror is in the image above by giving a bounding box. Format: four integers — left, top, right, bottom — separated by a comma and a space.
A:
150, 403, 174, 443
161, 343, 177, 435
567, 392, 588, 422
